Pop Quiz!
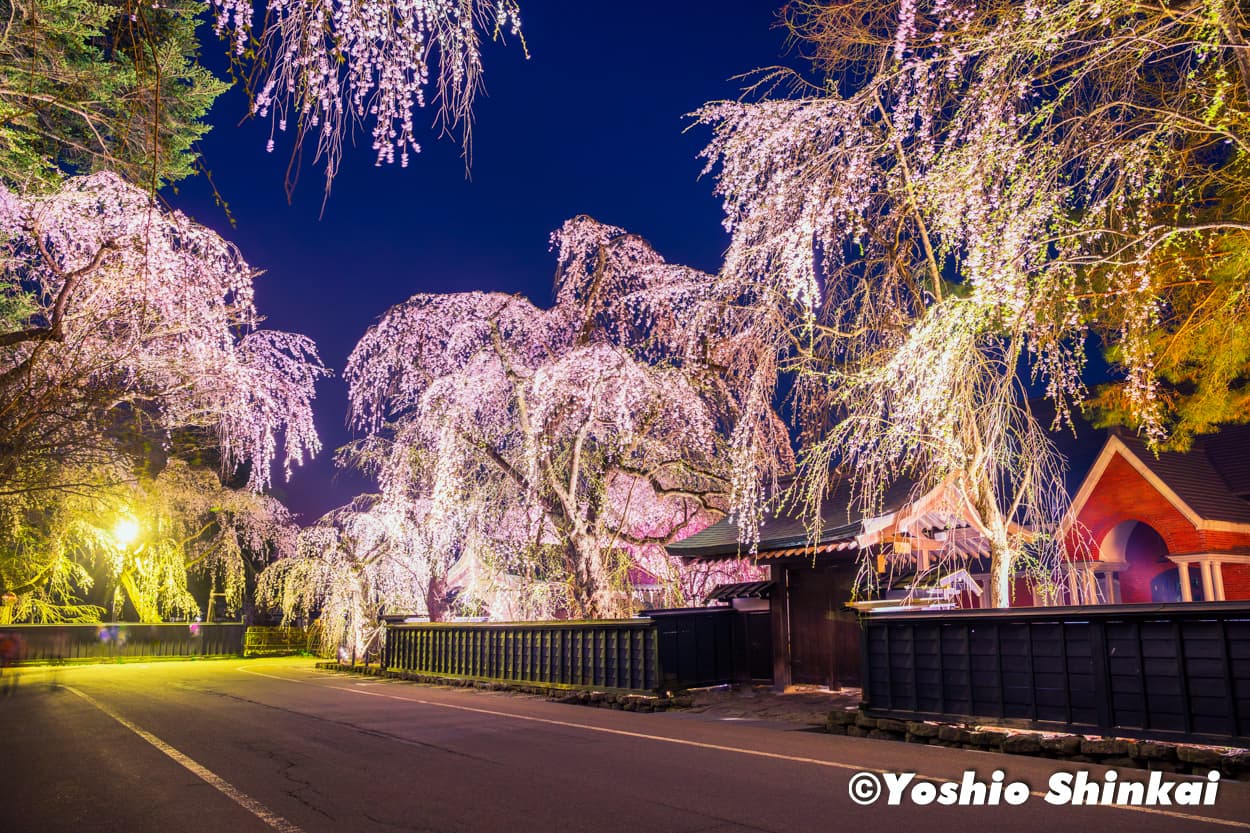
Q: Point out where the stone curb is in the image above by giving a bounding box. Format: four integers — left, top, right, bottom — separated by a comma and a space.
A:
313, 662, 695, 711
825, 707, 1250, 779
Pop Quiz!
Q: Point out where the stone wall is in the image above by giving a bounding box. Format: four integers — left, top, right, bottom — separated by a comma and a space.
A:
828, 708, 1250, 779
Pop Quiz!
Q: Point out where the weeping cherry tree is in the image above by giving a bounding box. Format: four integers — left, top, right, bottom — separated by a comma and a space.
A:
692, 0, 1250, 606
345, 217, 792, 619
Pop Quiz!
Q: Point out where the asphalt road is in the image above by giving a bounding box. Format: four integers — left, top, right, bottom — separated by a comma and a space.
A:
1, 658, 1247, 833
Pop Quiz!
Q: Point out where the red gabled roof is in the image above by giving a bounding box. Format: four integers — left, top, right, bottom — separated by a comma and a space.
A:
1065, 427, 1250, 536
1111, 429, 1250, 525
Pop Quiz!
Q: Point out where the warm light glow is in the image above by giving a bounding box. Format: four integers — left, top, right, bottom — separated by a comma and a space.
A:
113, 517, 141, 548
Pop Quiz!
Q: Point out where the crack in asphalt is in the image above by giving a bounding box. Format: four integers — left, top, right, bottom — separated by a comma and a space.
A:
178, 683, 506, 767
240, 743, 336, 821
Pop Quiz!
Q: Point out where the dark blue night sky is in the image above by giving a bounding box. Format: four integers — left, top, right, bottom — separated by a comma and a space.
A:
172, 2, 798, 521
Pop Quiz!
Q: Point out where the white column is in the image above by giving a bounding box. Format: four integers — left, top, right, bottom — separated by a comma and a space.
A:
1213, 561, 1227, 602
1084, 569, 1099, 604
1201, 560, 1215, 602
1178, 562, 1193, 602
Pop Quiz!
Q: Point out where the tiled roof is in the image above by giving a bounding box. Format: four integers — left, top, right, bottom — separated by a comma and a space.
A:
704, 581, 774, 602
1202, 424, 1250, 497
667, 477, 917, 560
1113, 427, 1250, 525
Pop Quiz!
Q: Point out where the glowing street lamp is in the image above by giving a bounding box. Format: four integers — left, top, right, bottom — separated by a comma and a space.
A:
113, 516, 141, 549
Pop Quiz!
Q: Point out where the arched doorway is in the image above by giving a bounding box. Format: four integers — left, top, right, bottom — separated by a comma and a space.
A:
1099, 521, 1172, 603
1147, 565, 1206, 603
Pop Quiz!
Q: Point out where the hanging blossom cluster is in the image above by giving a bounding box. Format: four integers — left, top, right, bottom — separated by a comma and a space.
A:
209, 0, 523, 191
693, 0, 1250, 603
345, 216, 791, 619
258, 498, 453, 657
0, 172, 326, 490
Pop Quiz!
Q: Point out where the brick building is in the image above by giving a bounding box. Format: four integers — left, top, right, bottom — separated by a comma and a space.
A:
1062, 426, 1250, 605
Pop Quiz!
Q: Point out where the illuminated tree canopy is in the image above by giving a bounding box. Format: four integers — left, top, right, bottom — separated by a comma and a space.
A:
343, 216, 791, 619
0, 459, 298, 623
694, 0, 1250, 605
0, 171, 325, 494
2, 0, 523, 196
257, 497, 454, 657
0, 172, 324, 620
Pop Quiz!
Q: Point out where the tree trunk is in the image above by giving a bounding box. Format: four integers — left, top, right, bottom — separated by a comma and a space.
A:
118, 569, 161, 623
988, 534, 1016, 609
425, 574, 449, 622
568, 534, 610, 620
973, 475, 1016, 609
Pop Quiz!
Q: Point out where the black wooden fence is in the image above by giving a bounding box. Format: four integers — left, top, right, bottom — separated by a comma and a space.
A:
648, 607, 735, 688
861, 602, 1250, 745
0, 623, 246, 662
383, 619, 661, 692
243, 626, 315, 657
382, 608, 747, 693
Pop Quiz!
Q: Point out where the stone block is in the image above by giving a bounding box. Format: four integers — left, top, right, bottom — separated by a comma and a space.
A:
855, 713, 879, 729
906, 721, 939, 738
1177, 746, 1225, 769
1101, 756, 1139, 769
1001, 734, 1042, 755
876, 718, 908, 733
1222, 750, 1250, 763
1040, 735, 1082, 756
1221, 750, 1250, 776
1134, 742, 1176, 761
969, 730, 1008, 748
1080, 739, 1133, 757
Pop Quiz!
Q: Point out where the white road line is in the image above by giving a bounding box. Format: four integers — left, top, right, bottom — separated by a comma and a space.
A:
239, 666, 1250, 831
65, 685, 306, 833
